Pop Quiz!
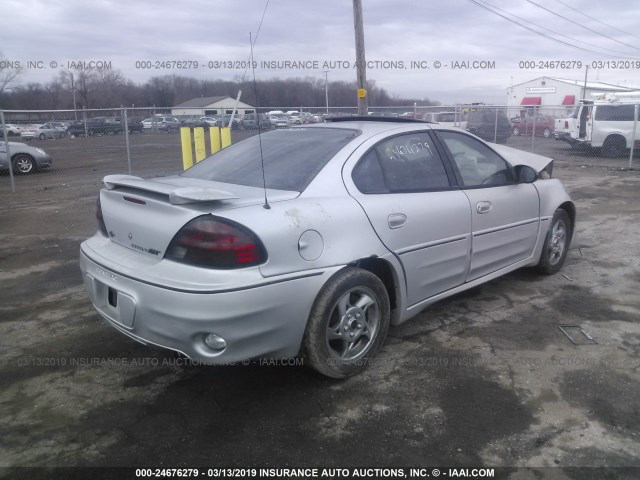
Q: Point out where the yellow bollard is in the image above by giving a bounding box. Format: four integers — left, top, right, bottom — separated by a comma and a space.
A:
180, 127, 193, 170
209, 127, 221, 154
220, 127, 231, 149
193, 127, 206, 163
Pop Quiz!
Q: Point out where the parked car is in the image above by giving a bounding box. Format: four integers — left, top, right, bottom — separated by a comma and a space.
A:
290, 113, 317, 125
466, 109, 512, 143
43, 121, 68, 137
423, 111, 467, 129
215, 115, 242, 129
181, 118, 211, 130
511, 115, 554, 138
141, 116, 181, 132
80, 118, 574, 378
269, 114, 291, 128
66, 118, 123, 137
125, 117, 145, 134
1, 124, 23, 137
240, 113, 272, 130
199, 116, 220, 125
20, 124, 66, 140
0, 141, 52, 174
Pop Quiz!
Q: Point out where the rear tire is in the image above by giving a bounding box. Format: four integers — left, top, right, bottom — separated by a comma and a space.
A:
302, 267, 390, 378
543, 128, 551, 138
537, 209, 571, 275
512, 127, 520, 136
601, 135, 626, 158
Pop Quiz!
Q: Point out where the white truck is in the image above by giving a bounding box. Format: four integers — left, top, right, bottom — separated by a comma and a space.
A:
556, 94, 640, 157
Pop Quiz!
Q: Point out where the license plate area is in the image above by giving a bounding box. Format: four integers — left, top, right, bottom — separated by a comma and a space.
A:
108, 287, 118, 307
85, 274, 136, 328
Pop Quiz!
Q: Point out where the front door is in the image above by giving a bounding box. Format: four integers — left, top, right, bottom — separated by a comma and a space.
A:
435, 130, 540, 281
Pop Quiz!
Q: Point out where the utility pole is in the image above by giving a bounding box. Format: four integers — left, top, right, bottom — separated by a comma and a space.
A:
352, 0, 368, 115
323, 70, 329, 114
582, 65, 589, 99
70, 73, 78, 120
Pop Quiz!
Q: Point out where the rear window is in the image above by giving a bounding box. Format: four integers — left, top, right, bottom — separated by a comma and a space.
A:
182, 127, 359, 191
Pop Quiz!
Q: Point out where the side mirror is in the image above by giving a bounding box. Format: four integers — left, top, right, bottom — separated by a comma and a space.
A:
515, 165, 537, 183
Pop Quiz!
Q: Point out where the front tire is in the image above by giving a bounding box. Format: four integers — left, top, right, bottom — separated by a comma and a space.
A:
537, 209, 571, 275
512, 127, 520, 136
13, 154, 36, 174
543, 128, 551, 138
302, 267, 390, 378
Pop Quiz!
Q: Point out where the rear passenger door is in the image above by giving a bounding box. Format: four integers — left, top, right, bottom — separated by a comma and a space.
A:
344, 131, 473, 307
434, 130, 540, 281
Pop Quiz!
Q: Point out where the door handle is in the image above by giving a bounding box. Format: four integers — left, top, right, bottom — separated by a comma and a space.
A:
388, 213, 407, 229
476, 201, 492, 214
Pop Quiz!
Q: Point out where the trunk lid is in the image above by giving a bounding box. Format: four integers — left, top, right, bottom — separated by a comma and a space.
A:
100, 175, 298, 259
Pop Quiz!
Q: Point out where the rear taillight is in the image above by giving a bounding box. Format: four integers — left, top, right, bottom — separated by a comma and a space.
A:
564, 121, 568, 129
165, 215, 267, 269
96, 195, 108, 236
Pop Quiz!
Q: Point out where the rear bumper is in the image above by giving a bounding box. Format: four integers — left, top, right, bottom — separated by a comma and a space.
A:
80, 245, 339, 364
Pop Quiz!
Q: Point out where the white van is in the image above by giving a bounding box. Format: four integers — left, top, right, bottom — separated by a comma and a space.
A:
566, 97, 640, 157
422, 111, 467, 129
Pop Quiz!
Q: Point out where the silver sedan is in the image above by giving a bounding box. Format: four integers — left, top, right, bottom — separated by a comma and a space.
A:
0, 141, 53, 174
80, 119, 575, 378
20, 123, 65, 140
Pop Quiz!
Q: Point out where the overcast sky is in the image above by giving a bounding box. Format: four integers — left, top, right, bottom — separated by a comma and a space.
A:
3, 0, 640, 104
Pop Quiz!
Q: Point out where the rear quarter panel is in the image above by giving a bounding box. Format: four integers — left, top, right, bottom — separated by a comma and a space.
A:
220, 195, 394, 278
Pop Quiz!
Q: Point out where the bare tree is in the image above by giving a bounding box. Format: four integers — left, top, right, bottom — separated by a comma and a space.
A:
0, 52, 23, 95
46, 80, 65, 109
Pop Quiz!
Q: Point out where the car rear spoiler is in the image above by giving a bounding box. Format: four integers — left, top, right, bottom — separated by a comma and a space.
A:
103, 175, 238, 205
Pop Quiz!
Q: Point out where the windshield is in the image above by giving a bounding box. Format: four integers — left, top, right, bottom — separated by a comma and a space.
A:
182, 127, 359, 191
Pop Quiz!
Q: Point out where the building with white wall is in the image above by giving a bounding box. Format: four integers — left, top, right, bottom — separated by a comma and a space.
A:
171, 96, 255, 118
506, 77, 639, 118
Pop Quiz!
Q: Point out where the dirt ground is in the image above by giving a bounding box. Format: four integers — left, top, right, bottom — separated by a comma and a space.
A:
1, 133, 639, 479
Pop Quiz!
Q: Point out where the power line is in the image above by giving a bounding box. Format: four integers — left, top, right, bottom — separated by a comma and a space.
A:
479, 0, 628, 57
467, 0, 634, 59
553, 0, 640, 42
525, 0, 640, 52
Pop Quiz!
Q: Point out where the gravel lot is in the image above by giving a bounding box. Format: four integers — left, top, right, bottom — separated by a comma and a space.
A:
1, 131, 639, 478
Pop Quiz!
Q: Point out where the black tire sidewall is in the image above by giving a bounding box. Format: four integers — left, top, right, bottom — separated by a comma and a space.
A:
537, 209, 571, 275
602, 136, 626, 158
303, 267, 390, 378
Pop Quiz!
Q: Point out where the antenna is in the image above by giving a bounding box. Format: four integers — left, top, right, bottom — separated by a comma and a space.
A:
250, 32, 270, 210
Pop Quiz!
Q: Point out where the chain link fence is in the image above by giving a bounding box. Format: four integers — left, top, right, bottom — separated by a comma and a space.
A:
2, 103, 638, 192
